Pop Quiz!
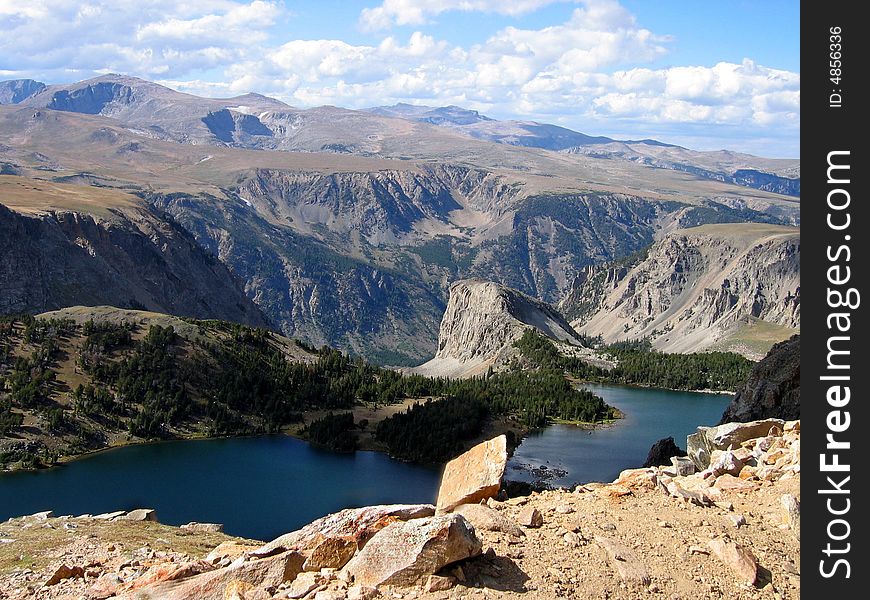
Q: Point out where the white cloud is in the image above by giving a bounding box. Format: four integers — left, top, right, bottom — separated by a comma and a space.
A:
0, 1, 281, 78
359, 0, 565, 31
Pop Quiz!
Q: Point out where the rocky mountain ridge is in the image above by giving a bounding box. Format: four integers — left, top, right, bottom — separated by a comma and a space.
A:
368, 102, 799, 196
0, 75, 800, 363
3, 76, 798, 197
561, 224, 800, 359
413, 279, 588, 378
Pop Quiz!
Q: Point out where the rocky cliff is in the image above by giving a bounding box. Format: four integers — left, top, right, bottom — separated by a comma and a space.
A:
0, 202, 267, 327
720, 335, 800, 423
561, 224, 800, 359
414, 279, 583, 378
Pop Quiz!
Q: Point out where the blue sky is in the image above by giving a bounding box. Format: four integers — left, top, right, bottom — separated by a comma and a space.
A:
0, 1, 800, 157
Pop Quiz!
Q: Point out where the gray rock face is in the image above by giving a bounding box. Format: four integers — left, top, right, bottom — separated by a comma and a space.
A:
0, 79, 46, 105
0, 203, 268, 327
415, 280, 583, 377
562, 224, 800, 359
720, 335, 800, 423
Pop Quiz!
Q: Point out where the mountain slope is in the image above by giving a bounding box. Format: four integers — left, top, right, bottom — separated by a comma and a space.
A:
368, 103, 616, 149
560, 224, 800, 359
0, 307, 316, 468
0, 75, 800, 363
414, 279, 584, 378
0, 79, 46, 105
5, 76, 800, 200
368, 102, 800, 197
0, 177, 267, 326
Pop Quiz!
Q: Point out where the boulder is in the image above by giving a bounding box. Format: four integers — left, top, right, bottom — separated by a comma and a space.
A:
181, 522, 224, 533
453, 504, 524, 537
302, 536, 358, 571
595, 536, 650, 586
436, 435, 507, 513
642, 437, 685, 468
517, 507, 543, 528
342, 514, 482, 588
687, 419, 785, 469
116, 560, 214, 593
707, 450, 745, 477
93, 511, 127, 520
425, 574, 457, 591
613, 468, 657, 489
255, 504, 434, 557
670, 457, 696, 477
123, 508, 158, 522
116, 550, 304, 600
283, 572, 321, 598
46, 564, 84, 585
707, 538, 759, 586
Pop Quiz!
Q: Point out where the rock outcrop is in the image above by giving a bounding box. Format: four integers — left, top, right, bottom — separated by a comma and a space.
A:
414, 280, 584, 378
642, 437, 685, 468
436, 435, 508, 513
342, 514, 481, 588
561, 224, 800, 359
686, 418, 788, 470
720, 334, 800, 423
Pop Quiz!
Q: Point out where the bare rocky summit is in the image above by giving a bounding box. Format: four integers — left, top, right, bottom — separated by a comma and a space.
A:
413, 279, 587, 378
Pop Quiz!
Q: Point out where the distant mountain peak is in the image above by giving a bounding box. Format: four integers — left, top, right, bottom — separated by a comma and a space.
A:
0, 79, 47, 105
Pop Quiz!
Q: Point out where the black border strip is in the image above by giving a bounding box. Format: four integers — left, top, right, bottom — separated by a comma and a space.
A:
802, 3, 867, 595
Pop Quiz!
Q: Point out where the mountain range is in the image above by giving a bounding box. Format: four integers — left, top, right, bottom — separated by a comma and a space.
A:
0, 74, 800, 363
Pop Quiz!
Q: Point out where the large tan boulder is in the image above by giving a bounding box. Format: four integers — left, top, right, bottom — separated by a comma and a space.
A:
436, 435, 507, 513
342, 514, 482, 588
254, 504, 434, 557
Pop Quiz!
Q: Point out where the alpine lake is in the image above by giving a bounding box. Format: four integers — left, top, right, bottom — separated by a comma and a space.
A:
0, 384, 730, 540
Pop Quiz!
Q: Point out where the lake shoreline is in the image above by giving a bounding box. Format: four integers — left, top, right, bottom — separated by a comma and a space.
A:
1, 381, 725, 475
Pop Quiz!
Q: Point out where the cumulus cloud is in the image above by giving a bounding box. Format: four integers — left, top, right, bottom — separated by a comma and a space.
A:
0, 0, 282, 78
0, 0, 799, 155
359, 0, 565, 30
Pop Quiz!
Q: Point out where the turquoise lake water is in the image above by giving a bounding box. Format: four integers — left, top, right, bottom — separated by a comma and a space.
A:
0, 384, 730, 540
507, 383, 731, 487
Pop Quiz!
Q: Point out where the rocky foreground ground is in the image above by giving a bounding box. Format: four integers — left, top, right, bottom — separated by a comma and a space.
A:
0, 420, 799, 600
